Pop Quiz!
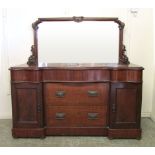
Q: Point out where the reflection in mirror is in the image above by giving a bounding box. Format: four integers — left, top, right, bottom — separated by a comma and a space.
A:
38, 21, 119, 64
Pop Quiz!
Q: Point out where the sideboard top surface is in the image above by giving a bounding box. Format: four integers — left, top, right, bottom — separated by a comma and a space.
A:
10, 63, 144, 71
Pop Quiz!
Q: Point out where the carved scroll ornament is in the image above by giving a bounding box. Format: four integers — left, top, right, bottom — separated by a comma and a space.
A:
27, 45, 37, 66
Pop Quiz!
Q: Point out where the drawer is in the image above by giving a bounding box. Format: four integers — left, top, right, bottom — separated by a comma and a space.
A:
46, 106, 107, 127
44, 83, 109, 106
42, 69, 110, 81
111, 70, 143, 82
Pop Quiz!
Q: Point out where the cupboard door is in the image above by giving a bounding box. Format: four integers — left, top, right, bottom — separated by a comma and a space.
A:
110, 83, 142, 129
11, 83, 43, 128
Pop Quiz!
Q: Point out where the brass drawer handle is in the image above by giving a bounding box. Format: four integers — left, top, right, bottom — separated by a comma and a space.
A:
55, 113, 65, 119
55, 91, 65, 97
88, 113, 98, 119
87, 90, 99, 97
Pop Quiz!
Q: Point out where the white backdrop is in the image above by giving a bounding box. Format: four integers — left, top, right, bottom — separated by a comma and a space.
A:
0, 8, 154, 119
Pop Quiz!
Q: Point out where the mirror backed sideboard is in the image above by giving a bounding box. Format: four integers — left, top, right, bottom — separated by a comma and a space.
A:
10, 17, 144, 139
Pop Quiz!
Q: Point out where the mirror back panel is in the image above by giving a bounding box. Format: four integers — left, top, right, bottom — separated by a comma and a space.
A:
38, 21, 119, 64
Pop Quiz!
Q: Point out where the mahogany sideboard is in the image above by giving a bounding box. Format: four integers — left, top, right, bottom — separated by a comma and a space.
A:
10, 17, 144, 139
10, 63, 143, 139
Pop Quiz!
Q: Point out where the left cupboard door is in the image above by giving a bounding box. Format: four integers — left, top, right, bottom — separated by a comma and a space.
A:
11, 83, 43, 128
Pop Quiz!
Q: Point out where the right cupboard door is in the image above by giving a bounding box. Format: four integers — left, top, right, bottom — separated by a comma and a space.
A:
110, 83, 142, 129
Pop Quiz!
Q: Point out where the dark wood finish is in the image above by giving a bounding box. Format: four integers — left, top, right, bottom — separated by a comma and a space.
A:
10, 63, 143, 139
9, 16, 144, 139
27, 17, 129, 66
10, 16, 143, 139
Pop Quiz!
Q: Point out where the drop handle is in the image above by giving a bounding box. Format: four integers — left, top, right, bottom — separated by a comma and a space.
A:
55, 113, 65, 119
112, 104, 116, 112
88, 113, 98, 119
87, 90, 99, 97
55, 91, 65, 97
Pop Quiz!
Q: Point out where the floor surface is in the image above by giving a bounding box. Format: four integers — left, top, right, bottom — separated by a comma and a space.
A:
0, 118, 155, 147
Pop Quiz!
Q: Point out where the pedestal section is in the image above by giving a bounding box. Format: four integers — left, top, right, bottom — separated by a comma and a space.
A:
12, 128, 45, 138
108, 128, 141, 139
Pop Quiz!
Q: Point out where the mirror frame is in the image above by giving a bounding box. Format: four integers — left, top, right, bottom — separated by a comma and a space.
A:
27, 16, 130, 66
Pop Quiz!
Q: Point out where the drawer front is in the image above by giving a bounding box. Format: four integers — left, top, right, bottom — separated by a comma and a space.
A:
44, 83, 109, 106
111, 70, 143, 82
42, 69, 110, 81
11, 70, 41, 82
46, 106, 107, 127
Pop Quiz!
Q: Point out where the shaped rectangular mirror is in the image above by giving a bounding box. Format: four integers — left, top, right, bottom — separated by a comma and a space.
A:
38, 21, 119, 64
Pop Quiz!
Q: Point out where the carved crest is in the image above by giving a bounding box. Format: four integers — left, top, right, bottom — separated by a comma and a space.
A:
73, 16, 84, 22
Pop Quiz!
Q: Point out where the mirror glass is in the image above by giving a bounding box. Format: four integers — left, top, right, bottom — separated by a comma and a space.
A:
38, 21, 119, 64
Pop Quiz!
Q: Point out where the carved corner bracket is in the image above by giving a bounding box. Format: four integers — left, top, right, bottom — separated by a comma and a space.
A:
114, 19, 125, 30
119, 45, 130, 64
27, 45, 37, 66
32, 18, 42, 30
